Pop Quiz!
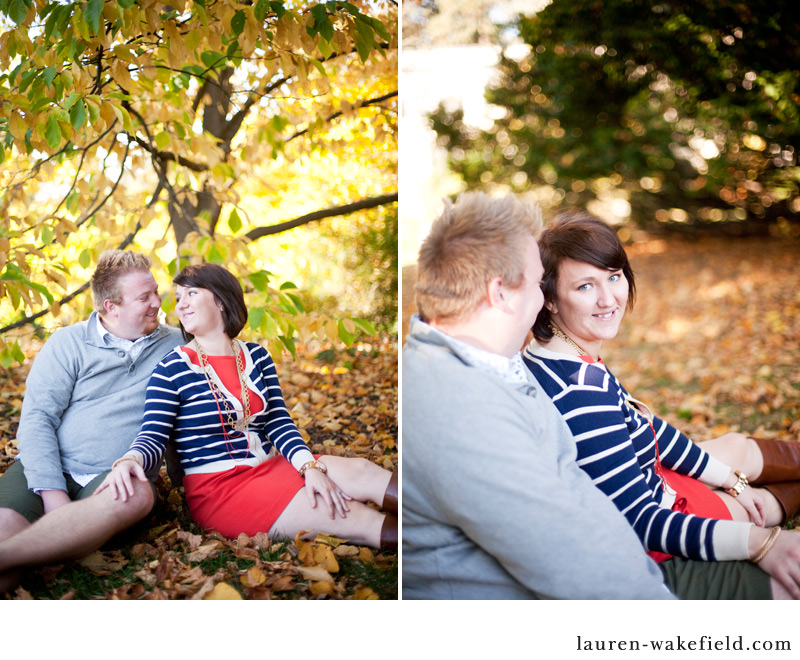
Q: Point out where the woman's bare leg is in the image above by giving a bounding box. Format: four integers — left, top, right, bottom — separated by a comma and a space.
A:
269, 493, 386, 547
700, 432, 764, 479
716, 487, 784, 526
320, 456, 392, 505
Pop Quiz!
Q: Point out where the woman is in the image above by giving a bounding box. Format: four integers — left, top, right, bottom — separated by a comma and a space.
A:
97, 263, 397, 550
523, 210, 800, 567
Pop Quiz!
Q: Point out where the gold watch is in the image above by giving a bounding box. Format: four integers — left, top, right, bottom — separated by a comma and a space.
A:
723, 470, 748, 497
298, 459, 327, 477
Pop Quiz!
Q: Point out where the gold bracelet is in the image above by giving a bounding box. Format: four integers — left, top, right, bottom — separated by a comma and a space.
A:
723, 470, 749, 497
112, 455, 140, 470
298, 459, 327, 478
752, 526, 781, 563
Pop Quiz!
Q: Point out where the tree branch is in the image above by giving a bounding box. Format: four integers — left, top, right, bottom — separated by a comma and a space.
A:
285, 90, 397, 143
245, 192, 397, 241
129, 135, 209, 172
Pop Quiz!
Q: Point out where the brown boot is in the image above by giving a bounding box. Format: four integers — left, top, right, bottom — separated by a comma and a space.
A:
382, 470, 398, 515
762, 482, 800, 524
380, 513, 398, 552
750, 437, 800, 484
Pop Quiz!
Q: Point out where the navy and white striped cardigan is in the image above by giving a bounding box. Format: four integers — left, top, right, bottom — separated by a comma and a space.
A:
523, 345, 750, 562
123, 340, 314, 476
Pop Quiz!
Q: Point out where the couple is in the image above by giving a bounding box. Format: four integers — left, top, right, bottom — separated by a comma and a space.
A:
403, 192, 800, 599
0, 251, 397, 591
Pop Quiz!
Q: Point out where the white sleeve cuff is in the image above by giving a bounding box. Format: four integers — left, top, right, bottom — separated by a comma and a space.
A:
698, 453, 733, 487
711, 520, 753, 561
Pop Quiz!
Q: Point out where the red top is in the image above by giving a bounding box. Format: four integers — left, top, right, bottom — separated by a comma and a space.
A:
182, 347, 264, 414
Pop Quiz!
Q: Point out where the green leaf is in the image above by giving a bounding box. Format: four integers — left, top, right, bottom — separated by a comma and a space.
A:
69, 99, 87, 129
278, 281, 297, 290
248, 305, 265, 330
45, 114, 61, 150
351, 317, 377, 336
285, 292, 304, 313
78, 248, 91, 268
11, 341, 26, 364
337, 319, 355, 347
9, 0, 27, 24
84, 0, 103, 34
269, 1, 285, 19
231, 9, 245, 36
28, 280, 54, 305
228, 208, 242, 233
255, 0, 269, 23
43, 66, 57, 88
0, 347, 12, 370
247, 270, 270, 292
262, 311, 279, 338
41, 226, 55, 245
278, 335, 296, 359
206, 242, 224, 264
353, 16, 375, 62
117, 0, 134, 8
66, 191, 80, 214
62, 93, 80, 111
154, 131, 170, 150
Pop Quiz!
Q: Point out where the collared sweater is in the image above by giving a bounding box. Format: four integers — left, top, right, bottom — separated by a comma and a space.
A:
523, 344, 751, 562
402, 316, 672, 600
122, 341, 314, 475
17, 313, 183, 492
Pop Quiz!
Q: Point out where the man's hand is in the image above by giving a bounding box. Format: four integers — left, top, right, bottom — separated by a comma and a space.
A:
40, 489, 71, 514
750, 527, 800, 598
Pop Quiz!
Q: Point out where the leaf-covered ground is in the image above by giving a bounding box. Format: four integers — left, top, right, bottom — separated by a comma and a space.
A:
0, 337, 398, 600
403, 233, 800, 442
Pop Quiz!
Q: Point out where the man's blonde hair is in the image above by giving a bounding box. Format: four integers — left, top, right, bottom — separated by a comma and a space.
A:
90, 250, 152, 314
415, 192, 542, 323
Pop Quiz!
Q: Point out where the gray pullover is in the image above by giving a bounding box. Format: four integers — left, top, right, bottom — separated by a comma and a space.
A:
402, 316, 672, 599
17, 313, 183, 492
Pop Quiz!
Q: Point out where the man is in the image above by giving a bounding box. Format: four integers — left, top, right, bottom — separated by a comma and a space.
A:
402, 192, 671, 599
0, 250, 182, 590
403, 192, 800, 600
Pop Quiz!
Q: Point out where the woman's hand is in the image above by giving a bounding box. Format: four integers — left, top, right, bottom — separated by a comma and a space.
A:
94, 458, 147, 502
736, 487, 766, 526
303, 467, 352, 520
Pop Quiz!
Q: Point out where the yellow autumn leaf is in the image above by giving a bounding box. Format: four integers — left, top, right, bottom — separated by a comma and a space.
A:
309, 580, 333, 596
204, 582, 243, 600
240, 567, 267, 588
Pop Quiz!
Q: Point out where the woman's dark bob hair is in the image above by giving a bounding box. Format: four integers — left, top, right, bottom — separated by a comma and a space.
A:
173, 263, 248, 342
533, 210, 636, 343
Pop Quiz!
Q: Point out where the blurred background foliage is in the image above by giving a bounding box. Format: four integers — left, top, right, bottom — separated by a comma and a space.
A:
429, 0, 800, 238
0, 0, 398, 366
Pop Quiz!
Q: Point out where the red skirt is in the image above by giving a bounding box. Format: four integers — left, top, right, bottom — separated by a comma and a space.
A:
646, 468, 733, 563
183, 455, 318, 538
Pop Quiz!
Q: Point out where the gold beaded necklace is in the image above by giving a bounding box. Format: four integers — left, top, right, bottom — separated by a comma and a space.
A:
548, 322, 594, 360
193, 338, 251, 432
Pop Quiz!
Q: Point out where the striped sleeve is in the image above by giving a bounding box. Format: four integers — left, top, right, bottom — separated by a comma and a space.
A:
648, 412, 731, 487
526, 355, 721, 561
125, 353, 182, 472
249, 344, 314, 470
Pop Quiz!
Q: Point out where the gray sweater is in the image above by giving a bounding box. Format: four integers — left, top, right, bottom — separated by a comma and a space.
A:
402, 316, 672, 599
17, 313, 183, 492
